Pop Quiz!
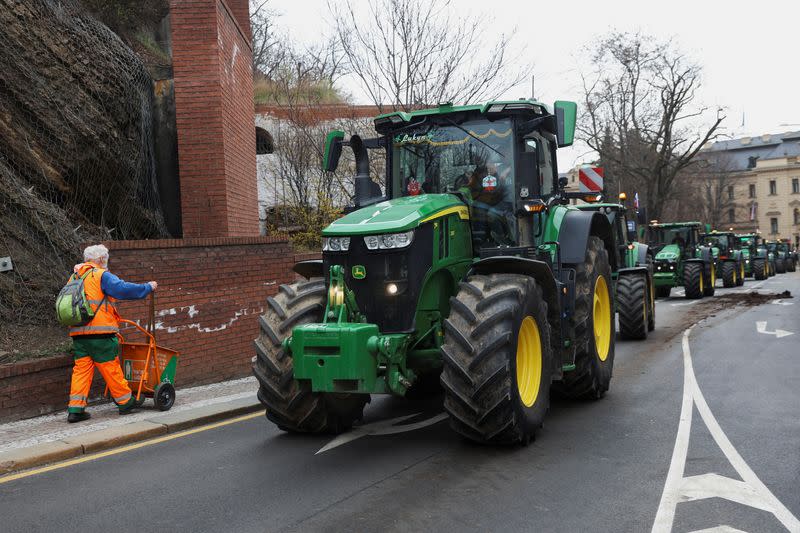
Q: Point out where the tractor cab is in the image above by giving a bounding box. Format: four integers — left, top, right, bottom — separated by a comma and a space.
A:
574, 202, 640, 269
648, 222, 702, 259
701, 231, 735, 260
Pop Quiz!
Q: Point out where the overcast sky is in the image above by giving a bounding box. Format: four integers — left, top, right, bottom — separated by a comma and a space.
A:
267, 0, 800, 167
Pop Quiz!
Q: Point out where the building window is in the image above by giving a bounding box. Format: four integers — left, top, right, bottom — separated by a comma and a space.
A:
727, 185, 734, 200
747, 156, 759, 169
793, 178, 799, 194
749, 183, 756, 198
795, 208, 800, 225
769, 180, 777, 195
770, 217, 779, 234
728, 208, 735, 223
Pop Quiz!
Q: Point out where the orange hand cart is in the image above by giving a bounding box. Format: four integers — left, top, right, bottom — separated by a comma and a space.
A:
107, 295, 179, 411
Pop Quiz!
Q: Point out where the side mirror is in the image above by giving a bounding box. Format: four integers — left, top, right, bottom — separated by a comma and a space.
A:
558, 176, 568, 190
553, 101, 577, 148
626, 220, 637, 242
517, 150, 538, 197
322, 130, 345, 172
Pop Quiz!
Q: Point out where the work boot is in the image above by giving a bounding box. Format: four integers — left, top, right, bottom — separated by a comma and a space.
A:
118, 398, 139, 415
67, 411, 91, 424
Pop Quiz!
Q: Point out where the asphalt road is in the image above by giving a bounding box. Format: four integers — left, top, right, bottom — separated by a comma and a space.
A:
2, 273, 799, 533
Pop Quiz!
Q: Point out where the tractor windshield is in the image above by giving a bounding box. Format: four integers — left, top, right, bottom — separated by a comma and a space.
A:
391, 118, 517, 248
704, 234, 731, 250
651, 227, 692, 247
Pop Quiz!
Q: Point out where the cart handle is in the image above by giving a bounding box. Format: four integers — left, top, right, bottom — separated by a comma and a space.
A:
118, 319, 155, 343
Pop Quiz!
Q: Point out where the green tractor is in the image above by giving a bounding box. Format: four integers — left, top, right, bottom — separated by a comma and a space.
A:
781, 239, 798, 272
647, 222, 715, 299
572, 199, 655, 339
701, 230, 745, 288
766, 240, 789, 274
736, 233, 771, 279
252, 99, 620, 444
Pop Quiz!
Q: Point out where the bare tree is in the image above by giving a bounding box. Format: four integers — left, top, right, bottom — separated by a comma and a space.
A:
579, 32, 724, 221
329, 0, 530, 112
250, 0, 287, 79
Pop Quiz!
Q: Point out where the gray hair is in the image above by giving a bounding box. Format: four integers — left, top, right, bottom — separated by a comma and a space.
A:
83, 244, 109, 266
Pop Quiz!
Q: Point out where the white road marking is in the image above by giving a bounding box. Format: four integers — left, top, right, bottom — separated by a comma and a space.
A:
652, 327, 800, 533
756, 321, 795, 338
770, 299, 794, 306
316, 412, 448, 454
671, 300, 699, 307
687, 526, 749, 533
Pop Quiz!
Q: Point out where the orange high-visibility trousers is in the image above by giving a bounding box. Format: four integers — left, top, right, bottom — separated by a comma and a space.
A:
68, 356, 132, 413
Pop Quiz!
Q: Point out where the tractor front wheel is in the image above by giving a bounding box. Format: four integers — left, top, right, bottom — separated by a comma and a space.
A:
721, 262, 736, 288
552, 236, 614, 400
753, 259, 767, 280
703, 263, 716, 296
684, 262, 704, 299
252, 279, 368, 434
617, 273, 648, 340
736, 261, 746, 286
441, 274, 553, 444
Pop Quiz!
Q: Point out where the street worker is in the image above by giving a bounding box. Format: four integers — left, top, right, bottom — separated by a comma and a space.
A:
66, 244, 157, 423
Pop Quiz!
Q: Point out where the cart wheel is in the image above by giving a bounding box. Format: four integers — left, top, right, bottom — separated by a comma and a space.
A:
154, 382, 175, 411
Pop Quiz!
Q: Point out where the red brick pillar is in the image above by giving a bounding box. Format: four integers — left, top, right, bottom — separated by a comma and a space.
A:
170, 0, 258, 238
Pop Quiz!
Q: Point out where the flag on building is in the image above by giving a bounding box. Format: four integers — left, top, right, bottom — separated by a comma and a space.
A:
633, 192, 639, 210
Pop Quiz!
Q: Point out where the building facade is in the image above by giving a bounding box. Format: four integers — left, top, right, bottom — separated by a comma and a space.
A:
700, 132, 800, 246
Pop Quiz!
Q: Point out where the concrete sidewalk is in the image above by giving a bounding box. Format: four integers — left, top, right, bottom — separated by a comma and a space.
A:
0, 376, 261, 475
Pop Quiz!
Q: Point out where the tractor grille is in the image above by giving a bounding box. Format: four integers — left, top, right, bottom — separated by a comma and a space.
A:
323, 224, 433, 333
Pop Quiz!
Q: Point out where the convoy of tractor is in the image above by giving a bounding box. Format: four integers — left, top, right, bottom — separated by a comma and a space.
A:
251, 98, 794, 446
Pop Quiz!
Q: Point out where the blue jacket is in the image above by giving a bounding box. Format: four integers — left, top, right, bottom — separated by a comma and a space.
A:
100, 271, 152, 300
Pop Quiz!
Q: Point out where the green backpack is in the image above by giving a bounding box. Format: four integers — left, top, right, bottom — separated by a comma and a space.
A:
55, 269, 102, 327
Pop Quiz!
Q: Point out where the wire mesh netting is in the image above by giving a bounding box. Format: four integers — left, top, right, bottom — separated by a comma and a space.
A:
0, 0, 169, 336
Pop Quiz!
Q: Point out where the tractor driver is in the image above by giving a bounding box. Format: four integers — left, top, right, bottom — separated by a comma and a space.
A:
460, 163, 514, 246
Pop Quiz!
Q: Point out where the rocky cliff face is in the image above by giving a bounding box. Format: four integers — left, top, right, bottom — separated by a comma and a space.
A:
0, 0, 168, 324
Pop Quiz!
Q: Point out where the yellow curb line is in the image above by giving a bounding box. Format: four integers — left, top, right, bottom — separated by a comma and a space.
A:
0, 411, 262, 485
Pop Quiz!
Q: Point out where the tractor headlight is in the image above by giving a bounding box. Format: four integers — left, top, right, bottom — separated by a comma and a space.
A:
364, 230, 414, 250
746, 259, 750, 264
322, 236, 350, 252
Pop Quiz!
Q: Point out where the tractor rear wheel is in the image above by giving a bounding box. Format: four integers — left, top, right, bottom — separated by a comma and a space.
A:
655, 285, 671, 298
776, 259, 786, 274
703, 263, 716, 296
617, 273, 648, 340
647, 278, 656, 331
441, 274, 553, 444
252, 279, 368, 434
754, 259, 767, 280
721, 262, 736, 288
684, 262, 704, 299
552, 237, 614, 400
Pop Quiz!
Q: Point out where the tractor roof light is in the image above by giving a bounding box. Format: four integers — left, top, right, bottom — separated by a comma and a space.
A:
619, 192, 627, 201
523, 200, 546, 213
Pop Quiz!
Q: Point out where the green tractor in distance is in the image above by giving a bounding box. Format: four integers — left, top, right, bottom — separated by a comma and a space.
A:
252, 99, 620, 444
781, 239, 798, 272
766, 240, 789, 273
647, 222, 715, 299
572, 199, 655, 339
736, 233, 770, 279
701, 230, 745, 288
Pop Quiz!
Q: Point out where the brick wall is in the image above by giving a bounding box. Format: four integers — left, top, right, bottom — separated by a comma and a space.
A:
0, 237, 307, 422
170, 0, 258, 238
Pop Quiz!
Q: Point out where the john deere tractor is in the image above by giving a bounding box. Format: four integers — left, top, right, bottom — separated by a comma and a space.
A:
252, 99, 620, 444
573, 199, 655, 339
736, 233, 771, 279
647, 222, 715, 299
766, 240, 789, 274
701, 230, 745, 288
781, 239, 798, 272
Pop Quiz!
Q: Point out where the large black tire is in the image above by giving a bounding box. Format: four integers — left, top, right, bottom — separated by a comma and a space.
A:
703, 262, 716, 296
617, 273, 648, 340
440, 274, 553, 444
655, 285, 671, 298
552, 237, 615, 400
684, 262, 704, 299
647, 277, 656, 332
252, 279, 368, 433
754, 259, 767, 280
721, 262, 736, 288
736, 261, 745, 286
788, 259, 797, 272
776, 258, 786, 274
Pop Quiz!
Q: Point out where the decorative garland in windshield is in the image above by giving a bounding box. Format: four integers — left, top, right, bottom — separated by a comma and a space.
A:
393, 127, 512, 147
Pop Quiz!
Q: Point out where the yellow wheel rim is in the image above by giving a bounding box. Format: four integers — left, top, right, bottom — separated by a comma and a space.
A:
593, 276, 611, 362
740, 263, 745, 279
516, 316, 543, 407
699, 270, 704, 292
710, 266, 716, 286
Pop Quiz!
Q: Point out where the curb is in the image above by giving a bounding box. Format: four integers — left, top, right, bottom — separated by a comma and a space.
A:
0, 397, 262, 476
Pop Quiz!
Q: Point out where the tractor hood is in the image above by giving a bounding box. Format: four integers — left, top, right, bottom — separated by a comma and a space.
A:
322, 194, 467, 236
655, 244, 681, 261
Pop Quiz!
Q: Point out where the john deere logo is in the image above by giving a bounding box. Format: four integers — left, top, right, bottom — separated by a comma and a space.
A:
352, 265, 366, 279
